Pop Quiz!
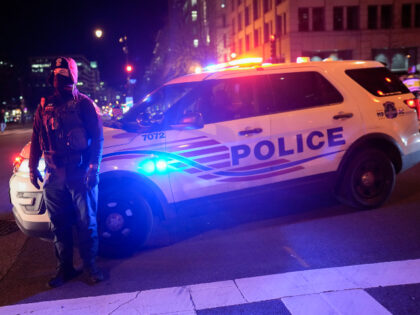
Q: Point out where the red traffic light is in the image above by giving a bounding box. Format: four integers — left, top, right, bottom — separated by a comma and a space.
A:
125, 65, 133, 73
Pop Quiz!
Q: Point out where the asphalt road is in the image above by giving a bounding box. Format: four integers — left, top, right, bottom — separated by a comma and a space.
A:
1, 126, 420, 313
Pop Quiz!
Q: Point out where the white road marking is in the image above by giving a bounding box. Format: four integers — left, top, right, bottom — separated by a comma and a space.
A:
1, 258, 419, 314
282, 289, 392, 315
188, 280, 247, 310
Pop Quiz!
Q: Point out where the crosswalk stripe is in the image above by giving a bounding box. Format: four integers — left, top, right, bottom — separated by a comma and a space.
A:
282, 290, 391, 315
1, 258, 419, 314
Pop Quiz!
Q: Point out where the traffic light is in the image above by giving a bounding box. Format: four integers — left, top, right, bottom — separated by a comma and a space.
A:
270, 34, 276, 62
125, 64, 133, 73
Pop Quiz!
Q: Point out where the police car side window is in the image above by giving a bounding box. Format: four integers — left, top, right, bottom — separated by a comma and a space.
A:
165, 76, 273, 125
269, 72, 343, 113
202, 76, 272, 123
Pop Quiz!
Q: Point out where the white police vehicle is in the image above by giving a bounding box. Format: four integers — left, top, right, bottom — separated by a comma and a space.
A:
10, 59, 420, 253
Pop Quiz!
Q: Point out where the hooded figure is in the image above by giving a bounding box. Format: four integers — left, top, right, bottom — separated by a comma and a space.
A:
29, 56, 104, 287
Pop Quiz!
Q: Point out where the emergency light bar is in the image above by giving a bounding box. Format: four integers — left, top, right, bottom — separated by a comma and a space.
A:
296, 57, 310, 63
204, 57, 263, 72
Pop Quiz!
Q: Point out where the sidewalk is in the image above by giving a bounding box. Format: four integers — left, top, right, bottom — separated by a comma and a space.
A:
1, 258, 419, 314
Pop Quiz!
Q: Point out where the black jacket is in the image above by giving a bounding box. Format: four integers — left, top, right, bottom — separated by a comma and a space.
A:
29, 89, 103, 171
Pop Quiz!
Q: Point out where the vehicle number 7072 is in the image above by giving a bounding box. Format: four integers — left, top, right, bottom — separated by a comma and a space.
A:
142, 132, 166, 141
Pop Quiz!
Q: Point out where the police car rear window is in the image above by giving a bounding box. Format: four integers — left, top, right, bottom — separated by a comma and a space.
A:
269, 71, 343, 113
345, 67, 410, 97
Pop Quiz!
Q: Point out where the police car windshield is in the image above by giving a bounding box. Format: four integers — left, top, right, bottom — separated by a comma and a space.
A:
121, 83, 197, 128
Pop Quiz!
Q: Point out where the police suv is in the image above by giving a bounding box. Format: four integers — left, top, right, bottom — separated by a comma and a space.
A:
10, 60, 420, 253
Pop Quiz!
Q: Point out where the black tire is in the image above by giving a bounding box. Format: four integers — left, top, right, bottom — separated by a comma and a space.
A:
338, 149, 396, 209
97, 181, 153, 257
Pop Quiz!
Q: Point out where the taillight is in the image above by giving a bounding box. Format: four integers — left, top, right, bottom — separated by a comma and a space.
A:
404, 98, 420, 120
13, 155, 24, 173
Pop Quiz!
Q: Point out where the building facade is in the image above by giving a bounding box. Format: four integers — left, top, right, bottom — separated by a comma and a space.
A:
218, 0, 420, 72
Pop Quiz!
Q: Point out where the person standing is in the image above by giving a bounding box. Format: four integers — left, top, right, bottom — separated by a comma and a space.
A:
0, 108, 6, 132
29, 57, 104, 287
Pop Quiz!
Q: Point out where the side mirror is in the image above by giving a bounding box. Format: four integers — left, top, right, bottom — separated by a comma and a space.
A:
171, 112, 204, 130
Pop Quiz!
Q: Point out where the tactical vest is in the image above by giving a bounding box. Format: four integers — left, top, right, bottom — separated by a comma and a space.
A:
40, 97, 89, 168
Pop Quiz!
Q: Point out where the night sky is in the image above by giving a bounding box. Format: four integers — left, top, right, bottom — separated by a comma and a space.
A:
0, 0, 168, 89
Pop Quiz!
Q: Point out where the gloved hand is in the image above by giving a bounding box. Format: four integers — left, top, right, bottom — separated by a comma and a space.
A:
29, 169, 43, 190
85, 165, 99, 189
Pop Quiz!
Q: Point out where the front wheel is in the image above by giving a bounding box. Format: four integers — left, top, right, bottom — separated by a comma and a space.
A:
97, 182, 153, 256
338, 149, 396, 209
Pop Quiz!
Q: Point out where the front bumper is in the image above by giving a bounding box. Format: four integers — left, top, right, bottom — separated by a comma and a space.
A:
10, 173, 52, 240
12, 206, 52, 239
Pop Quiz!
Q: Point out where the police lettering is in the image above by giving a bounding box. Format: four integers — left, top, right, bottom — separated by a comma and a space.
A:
231, 127, 345, 165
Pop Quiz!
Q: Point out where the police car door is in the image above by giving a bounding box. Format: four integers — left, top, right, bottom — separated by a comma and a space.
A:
165, 76, 271, 203
267, 69, 362, 183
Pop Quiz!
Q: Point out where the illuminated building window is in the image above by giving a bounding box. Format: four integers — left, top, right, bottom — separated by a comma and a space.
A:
207, 34, 211, 43
193, 39, 199, 47
192, 10, 198, 21
191, 0, 197, 6
90, 61, 98, 68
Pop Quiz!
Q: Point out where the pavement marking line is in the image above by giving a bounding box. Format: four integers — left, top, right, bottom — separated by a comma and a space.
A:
235, 258, 420, 303
282, 290, 392, 315
1, 258, 420, 314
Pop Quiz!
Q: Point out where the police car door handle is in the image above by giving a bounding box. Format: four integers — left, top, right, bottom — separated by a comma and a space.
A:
333, 112, 353, 120
238, 128, 263, 136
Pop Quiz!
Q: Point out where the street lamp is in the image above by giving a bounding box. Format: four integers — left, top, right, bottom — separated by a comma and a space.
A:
94, 28, 103, 39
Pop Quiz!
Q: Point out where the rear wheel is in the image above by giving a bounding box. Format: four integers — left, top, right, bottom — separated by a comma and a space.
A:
338, 149, 396, 209
97, 181, 153, 256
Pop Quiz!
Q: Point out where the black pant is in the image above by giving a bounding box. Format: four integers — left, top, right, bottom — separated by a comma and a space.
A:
43, 167, 99, 271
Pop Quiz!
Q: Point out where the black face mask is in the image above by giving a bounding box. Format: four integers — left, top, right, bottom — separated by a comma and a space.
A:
53, 74, 73, 94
